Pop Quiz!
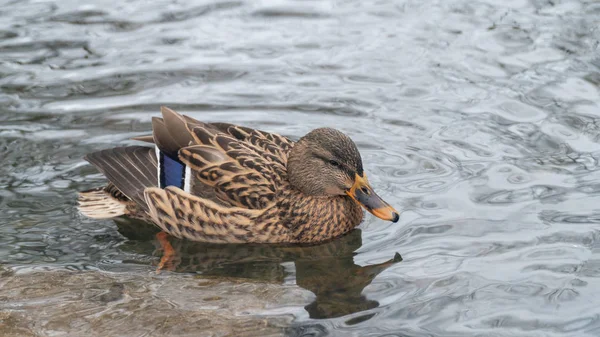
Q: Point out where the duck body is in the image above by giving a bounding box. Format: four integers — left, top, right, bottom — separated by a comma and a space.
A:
79, 107, 398, 244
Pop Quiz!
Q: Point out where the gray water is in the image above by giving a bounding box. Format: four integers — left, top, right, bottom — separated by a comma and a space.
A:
1, 0, 599, 336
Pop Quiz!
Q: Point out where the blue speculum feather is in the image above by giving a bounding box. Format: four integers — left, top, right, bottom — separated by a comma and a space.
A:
159, 152, 185, 189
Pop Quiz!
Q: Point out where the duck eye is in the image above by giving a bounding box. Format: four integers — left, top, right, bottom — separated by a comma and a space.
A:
329, 160, 340, 167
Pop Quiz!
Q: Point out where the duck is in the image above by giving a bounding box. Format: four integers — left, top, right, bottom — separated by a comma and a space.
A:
78, 106, 399, 244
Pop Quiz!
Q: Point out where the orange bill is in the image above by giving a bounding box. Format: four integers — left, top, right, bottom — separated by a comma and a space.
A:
346, 173, 400, 222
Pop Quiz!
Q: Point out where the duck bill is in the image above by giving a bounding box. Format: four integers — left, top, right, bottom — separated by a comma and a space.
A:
346, 173, 400, 223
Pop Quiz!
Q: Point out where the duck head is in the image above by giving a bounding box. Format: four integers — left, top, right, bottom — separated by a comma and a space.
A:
287, 128, 400, 223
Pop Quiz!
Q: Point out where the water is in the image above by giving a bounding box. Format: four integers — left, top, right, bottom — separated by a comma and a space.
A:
1, 0, 599, 335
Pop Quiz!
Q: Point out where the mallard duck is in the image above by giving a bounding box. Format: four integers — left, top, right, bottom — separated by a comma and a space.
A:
78, 107, 399, 244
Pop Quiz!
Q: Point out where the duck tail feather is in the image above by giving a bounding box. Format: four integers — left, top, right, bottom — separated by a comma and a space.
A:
84, 146, 158, 207
78, 187, 127, 219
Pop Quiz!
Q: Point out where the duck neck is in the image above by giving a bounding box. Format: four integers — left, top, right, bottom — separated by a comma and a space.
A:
284, 191, 364, 243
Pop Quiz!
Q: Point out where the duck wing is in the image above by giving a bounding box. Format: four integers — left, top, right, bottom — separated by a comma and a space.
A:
84, 146, 157, 209
133, 109, 295, 176
145, 106, 293, 209
141, 107, 296, 242
178, 121, 293, 209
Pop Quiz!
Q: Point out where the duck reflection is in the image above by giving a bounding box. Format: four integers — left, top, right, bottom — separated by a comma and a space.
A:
114, 218, 402, 319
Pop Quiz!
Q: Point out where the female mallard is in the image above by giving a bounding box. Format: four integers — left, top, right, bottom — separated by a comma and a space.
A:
78, 107, 399, 244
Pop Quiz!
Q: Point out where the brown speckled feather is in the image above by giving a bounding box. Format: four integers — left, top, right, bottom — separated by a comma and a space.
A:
144, 186, 291, 243
272, 188, 363, 243
176, 124, 288, 209
179, 146, 276, 209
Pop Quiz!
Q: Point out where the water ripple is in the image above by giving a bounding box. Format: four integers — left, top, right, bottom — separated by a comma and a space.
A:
2, 0, 600, 335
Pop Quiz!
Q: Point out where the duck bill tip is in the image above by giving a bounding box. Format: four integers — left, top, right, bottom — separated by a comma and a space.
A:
369, 206, 400, 223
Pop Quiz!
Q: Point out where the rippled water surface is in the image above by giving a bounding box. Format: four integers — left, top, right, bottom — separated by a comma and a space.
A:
1, 0, 600, 336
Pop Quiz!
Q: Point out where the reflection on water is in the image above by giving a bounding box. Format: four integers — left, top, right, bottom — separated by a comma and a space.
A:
1, 0, 600, 335
116, 218, 401, 319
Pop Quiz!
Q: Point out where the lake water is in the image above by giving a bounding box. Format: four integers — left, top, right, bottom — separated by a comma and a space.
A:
1, 0, 600, 336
